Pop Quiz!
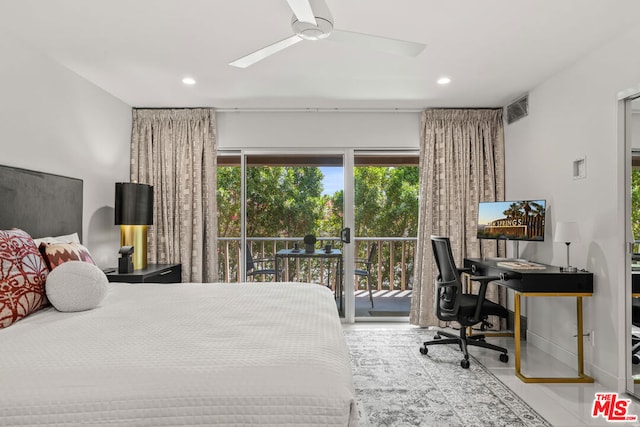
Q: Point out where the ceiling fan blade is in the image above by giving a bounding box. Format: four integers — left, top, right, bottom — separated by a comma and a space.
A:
229, 35, 303, 68
328, 29, 426, 57
286, 0, 317, 25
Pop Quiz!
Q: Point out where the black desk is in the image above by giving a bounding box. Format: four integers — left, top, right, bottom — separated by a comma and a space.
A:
275, 249, 343, 313
464, 258, 594, 384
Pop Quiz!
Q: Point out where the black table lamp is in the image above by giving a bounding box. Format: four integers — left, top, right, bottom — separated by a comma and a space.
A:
114, 183, 153, 270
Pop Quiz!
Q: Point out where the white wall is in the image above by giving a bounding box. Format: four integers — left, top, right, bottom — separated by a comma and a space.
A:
504, 25, 640, 390
218, 111, 420, 150
0, 31, 131, 268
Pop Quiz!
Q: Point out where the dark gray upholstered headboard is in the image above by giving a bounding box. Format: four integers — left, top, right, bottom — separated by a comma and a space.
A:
0, 165, 83, 241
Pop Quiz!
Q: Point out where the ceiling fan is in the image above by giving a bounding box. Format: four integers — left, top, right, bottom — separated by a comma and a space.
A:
228, 0, 426, 68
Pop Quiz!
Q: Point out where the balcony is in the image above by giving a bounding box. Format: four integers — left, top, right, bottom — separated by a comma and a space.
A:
218, 237, 415, 317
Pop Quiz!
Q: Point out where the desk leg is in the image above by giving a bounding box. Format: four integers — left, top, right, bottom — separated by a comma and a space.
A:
577, 296, 585, 376
515, 293, 522, 374
514, 293, 594, 383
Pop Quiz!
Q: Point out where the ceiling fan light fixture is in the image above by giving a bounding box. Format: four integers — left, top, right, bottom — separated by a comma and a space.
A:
292, 16, 333, 40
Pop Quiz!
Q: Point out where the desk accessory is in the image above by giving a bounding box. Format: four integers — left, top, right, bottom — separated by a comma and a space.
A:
118, 245, 134, 273
554, 221, 580, 272
303, 234, 316, 253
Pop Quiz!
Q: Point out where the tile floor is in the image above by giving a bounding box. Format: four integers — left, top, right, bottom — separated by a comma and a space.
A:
343, 322, 640, 427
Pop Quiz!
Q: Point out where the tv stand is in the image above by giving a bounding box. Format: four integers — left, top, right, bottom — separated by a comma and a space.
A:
512, 239, 520, 259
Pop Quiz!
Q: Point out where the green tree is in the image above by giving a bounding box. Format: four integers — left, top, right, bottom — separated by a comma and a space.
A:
380, 167, 419, 237
503, 202, 521, 218
354, 166, 419, 237
246, 166, 324, 237
354, 167, 386, 237
217, 166, 241, 237
633, 169, 640, 240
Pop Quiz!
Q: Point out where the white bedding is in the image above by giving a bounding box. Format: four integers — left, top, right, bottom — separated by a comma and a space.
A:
0, 282, 357, 426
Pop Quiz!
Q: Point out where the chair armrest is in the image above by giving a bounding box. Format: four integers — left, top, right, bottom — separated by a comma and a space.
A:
468, 275, 501, 322
457, 267, 472, 274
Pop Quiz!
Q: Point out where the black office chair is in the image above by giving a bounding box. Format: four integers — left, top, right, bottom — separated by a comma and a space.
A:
419, 236, 509, 369
355, 242, 377, 308
246, 244, 277, 281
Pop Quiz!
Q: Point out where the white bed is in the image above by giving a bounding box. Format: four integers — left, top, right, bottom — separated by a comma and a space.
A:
0, 282, 357, 426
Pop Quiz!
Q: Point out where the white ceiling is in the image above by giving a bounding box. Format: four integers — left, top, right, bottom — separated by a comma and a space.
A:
1, 0, 639, 109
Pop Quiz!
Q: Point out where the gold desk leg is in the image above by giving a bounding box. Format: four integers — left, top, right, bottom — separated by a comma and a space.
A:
515, 293, 522, 375
515, 293, 594, 383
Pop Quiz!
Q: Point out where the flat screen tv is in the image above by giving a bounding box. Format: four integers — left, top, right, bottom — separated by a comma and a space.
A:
476, 200, 546, 241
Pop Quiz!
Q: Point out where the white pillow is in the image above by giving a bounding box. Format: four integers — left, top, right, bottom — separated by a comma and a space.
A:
33, 232, 80, 247
45, 261, 108, 312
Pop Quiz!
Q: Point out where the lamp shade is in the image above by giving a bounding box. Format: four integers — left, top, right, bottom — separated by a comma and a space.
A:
114, 183, 153, 225
554, 221, 580, 243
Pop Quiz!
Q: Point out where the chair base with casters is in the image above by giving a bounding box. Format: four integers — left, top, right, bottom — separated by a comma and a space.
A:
420, 236, 509, 369
632, 335, 640, 365
632, 298, 640, 364
420, 321, 509, 369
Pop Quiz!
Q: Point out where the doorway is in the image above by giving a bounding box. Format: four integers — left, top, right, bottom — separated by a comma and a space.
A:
216, 150, 355, 319
625, 95, 640, 397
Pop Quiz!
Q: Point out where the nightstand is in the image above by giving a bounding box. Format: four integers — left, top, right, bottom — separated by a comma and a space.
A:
105, 263, 182, 283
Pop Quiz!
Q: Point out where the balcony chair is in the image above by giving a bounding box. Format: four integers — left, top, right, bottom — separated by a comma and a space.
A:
246, 244, 277, 281
419, 236, 509, 369
355, 242, 377, 308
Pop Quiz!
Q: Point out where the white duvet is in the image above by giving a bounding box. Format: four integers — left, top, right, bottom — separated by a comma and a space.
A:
0, 282, 357, 426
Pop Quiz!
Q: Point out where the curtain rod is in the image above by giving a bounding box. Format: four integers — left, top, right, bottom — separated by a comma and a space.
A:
214, 107, 424, 113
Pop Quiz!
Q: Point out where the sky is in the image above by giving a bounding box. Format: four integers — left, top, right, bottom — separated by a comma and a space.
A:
320, 167, 343, 196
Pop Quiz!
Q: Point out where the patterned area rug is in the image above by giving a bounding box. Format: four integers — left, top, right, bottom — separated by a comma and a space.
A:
344, 328, 551, 427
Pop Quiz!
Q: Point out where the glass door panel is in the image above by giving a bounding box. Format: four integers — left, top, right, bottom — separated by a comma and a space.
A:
245, 153, 347, 316
353, 153, 419, 319
216, 154, 241, 282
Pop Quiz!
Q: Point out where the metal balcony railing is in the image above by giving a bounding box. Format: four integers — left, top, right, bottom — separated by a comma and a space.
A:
217, 237, 416, 291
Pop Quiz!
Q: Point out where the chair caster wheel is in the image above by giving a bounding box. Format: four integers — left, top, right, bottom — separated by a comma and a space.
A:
434, 334, 441, 340
420, 346, 428, 355
460, 359, 470, 369
633, 354, 640, 365
499, 353, 509, 363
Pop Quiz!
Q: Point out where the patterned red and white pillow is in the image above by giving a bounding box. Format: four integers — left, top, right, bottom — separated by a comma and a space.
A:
0, 229, 49, 329
39, 242, 96, 271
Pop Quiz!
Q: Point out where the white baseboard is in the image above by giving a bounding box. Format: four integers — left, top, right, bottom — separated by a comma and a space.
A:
526, 330, 621, 391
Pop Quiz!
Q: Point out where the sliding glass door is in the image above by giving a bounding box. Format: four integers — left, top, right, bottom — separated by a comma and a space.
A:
216, 149, 417, 321
353, 152, 419, 319
217, 150, 354, 319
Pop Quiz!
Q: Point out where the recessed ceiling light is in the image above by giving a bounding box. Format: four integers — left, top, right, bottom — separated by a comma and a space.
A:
437, 77, 451, 85
182, 77, 196, 85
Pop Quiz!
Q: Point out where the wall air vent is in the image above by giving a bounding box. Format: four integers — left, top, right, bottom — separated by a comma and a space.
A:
506, 94, 529, 124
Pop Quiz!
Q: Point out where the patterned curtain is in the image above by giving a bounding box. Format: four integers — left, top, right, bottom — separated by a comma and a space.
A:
410, 109, 506, 328
130, 108, 218, 283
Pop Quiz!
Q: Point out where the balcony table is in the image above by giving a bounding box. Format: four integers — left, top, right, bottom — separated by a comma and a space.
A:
275, 248, 343, 314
